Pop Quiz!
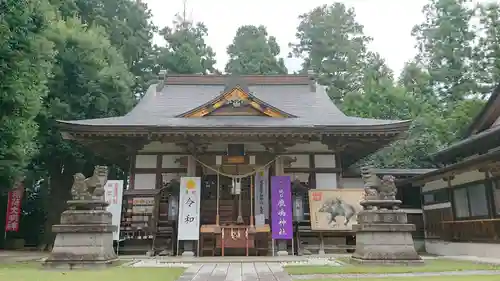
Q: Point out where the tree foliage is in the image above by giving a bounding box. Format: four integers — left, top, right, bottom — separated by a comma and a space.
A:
156, 16, 216, 74
225, 25, 287, 74
49, 0, 157, 96
412, 0, 477, 103
34, 18, 135, 246
0, 0, 55, 191
473, 2, 500, 97
289, 0, 488, 168
289, 3, 371, 102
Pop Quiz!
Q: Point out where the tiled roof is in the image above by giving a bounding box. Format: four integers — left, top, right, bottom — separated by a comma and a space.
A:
57, 75, 411, 131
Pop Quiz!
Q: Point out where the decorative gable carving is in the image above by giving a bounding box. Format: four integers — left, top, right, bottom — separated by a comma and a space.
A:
177, 87, 296, 118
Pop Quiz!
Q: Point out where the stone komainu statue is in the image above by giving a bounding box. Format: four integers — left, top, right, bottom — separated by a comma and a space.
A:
71, 166, 108, 200
360, 165, 397, 201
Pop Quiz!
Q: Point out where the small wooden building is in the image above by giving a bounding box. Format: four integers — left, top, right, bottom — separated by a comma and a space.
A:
404, 85, 500, 258
57, 74, 411, 256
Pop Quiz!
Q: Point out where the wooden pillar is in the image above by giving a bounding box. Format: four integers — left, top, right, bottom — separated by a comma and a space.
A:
275, 156, 289, 256
181, 155, 196, 256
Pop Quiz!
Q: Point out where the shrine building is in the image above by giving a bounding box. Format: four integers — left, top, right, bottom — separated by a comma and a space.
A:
403, 84, 500, 258
57, 74, 411, 256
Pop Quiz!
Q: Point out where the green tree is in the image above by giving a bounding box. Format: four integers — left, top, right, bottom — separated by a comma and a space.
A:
0, 0, 55, 191
411, 0, 485, 146
157, 15, 216, 74
225, 25, 287, 74
36, 18, 135, 247
473, 2, 500, 97
289, 3, 371, 102
49, 0, 157, 96
411, 0, 477, 103
342, 56, 442, 168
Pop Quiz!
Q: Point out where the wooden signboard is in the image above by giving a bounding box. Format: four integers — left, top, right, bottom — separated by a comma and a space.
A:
223, 155, 246, 164
308, 189, 364, 231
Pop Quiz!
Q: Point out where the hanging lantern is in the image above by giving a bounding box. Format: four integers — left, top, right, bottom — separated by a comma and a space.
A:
292, 179, 306, 221
166, 179, 180, 221
168, 195, 179, 221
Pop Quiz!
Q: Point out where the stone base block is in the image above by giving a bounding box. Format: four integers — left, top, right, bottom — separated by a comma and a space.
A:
43, 230, 117, 269
60, 210, 112, 225
181, 251, 195, 257
352, 230, 422, 262
43, 259, 119, 270
277, 250, 289, 256
357, 209, 408, 224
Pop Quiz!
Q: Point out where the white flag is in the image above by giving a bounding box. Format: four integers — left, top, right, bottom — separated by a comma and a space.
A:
177, 177, 201, 241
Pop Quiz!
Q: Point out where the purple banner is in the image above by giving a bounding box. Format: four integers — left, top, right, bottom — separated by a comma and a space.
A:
271, 176, 293, 240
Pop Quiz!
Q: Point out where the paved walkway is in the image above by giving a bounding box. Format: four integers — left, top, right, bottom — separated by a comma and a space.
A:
293, 270, 500, 279
176, 263, 292, 281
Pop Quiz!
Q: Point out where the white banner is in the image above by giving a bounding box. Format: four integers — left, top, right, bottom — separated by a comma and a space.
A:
104, 180, 124, 241
177, 177, 201, 241
254, 167, 269, 226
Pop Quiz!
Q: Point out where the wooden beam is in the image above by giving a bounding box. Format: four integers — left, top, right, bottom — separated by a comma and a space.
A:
284, 167, 341, 173
155, 155, 162, 189
135, 168, 187, 174
309, 154, 316, 189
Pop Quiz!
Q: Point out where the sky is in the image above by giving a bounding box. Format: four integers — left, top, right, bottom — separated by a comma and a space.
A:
143, 0, 484, 75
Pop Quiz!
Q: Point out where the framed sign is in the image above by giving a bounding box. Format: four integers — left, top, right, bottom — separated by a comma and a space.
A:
309, 189, 364, 231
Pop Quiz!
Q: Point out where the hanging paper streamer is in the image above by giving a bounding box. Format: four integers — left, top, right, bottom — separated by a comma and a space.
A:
232, 178, 241, 195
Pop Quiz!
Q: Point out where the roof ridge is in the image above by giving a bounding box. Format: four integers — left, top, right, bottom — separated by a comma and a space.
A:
161, 74, 312, 86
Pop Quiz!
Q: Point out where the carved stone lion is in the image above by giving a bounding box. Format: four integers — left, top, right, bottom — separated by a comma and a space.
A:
379, 175, 397, 200
70, 166, 109, 200
361, 165, 380, 200
360, 166, 397, 201
71, 173, 91, 200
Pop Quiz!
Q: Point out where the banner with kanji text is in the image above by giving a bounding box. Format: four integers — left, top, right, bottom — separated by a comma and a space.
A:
5, 183, 24, 232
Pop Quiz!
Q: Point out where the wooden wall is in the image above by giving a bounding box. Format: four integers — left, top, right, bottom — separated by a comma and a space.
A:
421, 169, 500, 243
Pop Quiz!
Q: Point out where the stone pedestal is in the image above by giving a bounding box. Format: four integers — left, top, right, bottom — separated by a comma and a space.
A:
352, 205, 422, 265
277, 240, 289, 256
182, 241, 195, 256
43, 200, 118, 269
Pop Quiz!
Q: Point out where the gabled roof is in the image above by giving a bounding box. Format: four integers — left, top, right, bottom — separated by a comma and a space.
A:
176, 79, 297, 118
57, 74, 411, 133
463, 84, 500, 137
431, 84, 500, 164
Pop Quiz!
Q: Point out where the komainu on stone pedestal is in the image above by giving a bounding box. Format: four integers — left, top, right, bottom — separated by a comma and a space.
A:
352, 166, 423, 265
43, 166, 118, 269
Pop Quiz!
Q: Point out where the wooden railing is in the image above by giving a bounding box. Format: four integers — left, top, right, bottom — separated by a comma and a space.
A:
440, 219, 500, 242
423, 208, 453, 239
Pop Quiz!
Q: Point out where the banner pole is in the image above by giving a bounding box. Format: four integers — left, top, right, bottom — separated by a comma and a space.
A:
272, 239, 275, 256
216, 169, 220, 226
197, 239, 200, 257
250, 174, 254, 227
176, 238, 180, 256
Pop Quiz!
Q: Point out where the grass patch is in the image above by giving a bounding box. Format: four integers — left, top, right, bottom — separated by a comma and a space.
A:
300, 275, 500, 281
285, 258, 500, 275
0, 261, 186, 281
